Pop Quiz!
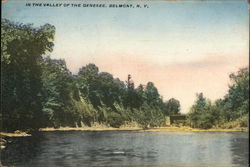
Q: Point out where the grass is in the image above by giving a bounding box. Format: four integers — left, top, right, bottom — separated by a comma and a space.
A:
1, 124, 248, 136
39, 125, 248, 132
145, 126, 248, 132
0, 131, 31, 137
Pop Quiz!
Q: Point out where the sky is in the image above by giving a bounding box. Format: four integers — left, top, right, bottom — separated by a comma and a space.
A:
2, 0, 249, 113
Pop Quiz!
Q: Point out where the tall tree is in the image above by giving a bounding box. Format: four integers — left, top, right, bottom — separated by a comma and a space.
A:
144, 82, 161, 107
78, 63, 101, 107
41, 57, 78, 127
122, 75, 141, 109
1, 19, 55, 131
188, 93, 214, 129
224, 67, 249, 120
165, 98, 181, 115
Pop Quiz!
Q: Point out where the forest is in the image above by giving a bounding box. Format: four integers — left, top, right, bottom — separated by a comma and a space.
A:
1, 20, 249, 132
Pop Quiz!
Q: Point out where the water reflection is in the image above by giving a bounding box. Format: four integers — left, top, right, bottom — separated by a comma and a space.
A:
1, 131, 249, 167
230, 132, 249, 167
1, 132, 45, 166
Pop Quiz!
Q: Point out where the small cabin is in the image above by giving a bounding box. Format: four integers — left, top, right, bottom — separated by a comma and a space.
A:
165, 115, 187, 126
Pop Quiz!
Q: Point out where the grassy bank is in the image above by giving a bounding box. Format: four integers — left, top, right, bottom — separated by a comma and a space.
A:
39, 125, 248, 132
146, 126, 248, 132
40, 126, 142, 131
1, 125, 247, 137
0, 131, 31, 137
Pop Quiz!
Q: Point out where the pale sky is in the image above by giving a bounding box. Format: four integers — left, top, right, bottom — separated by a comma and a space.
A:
2, 0, 249, 113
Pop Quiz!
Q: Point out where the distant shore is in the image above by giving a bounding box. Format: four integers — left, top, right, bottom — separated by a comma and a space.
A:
40, 126, 141, 131
0, 126, 247, 138
39, 126, 248, 132
146, 126, 248, 132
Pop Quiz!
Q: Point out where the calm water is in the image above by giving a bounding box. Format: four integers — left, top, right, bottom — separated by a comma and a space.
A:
1, 131, 249, 167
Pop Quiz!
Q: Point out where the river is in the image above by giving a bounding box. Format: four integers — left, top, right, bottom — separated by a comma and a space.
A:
1, 131, 248, 167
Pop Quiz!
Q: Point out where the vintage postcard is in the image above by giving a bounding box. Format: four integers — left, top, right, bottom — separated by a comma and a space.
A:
1, 0, 249, 166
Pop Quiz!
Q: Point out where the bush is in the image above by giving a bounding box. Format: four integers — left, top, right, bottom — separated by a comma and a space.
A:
132, 103, 164, 129
106, 112, 124, 128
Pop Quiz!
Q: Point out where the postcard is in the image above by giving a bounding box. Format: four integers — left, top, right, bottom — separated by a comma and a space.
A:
1, 0, 249, 166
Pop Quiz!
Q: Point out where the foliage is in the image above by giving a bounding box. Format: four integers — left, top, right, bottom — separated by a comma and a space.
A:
188, 67, 249, 129
1, 19, 172, 131
1, 19, 55, 131
2, 19, 248, 131
41, 57, 83, 127
188, 93, 214, 129
224, 67, 249, 120
132, 103, 165, 129
162, 98, 181, 116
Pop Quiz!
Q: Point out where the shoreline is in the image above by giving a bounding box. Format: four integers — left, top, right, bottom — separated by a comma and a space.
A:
0, 126, 247, 150
146, 126, 248, 132
39, 126, 248, 132
0, 126, 248, 137
40, 126, 142, 132
0, 131, 31, 137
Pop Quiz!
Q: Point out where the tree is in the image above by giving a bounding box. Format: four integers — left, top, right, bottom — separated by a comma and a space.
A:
98, 72, 123, 109
122, 75, 141, 109
40, 57, 78, 127
164, 98, 180, 116
224, 67, 249, 120
77, 63, 101, 107
144, 82, 162, 107
188, 93, 214, 129
188, 68, 249, 129
1, 19, 55, 131
133, 103, 164, 129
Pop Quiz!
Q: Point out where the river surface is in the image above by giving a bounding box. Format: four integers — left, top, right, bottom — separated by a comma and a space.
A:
1, 131, 249, 167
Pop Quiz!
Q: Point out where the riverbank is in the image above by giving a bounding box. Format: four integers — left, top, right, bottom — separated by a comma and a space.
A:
0, 125, 247, 150
0, 131, 31, 149
40, 126, 141, 131
0, 130, 31, 137
39, 126, 248, 132
1, 126, 247, 137
146, 126, 248, 132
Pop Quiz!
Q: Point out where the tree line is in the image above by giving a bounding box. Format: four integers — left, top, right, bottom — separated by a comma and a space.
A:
188, 67, 249, 129
1, 20, 248, 132
1, 20, 181, 131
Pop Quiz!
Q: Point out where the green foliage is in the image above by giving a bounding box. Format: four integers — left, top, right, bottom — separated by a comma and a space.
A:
77, 64, 126, 109
144, 82, 162, 107
77, 63, 101, 107
76, 65, 168, 128
224, 67, 249, 120
188, 93, 214, 129
106, 112, 125, 128
188, 68, 249, 129
1, 19, 55, 131
41, 57, 105, 128
219, 114, 249, 129
132, 103, 164, 129
41, 57, 68, 125
163, 98, 181, 116
6, 19, 248, 131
